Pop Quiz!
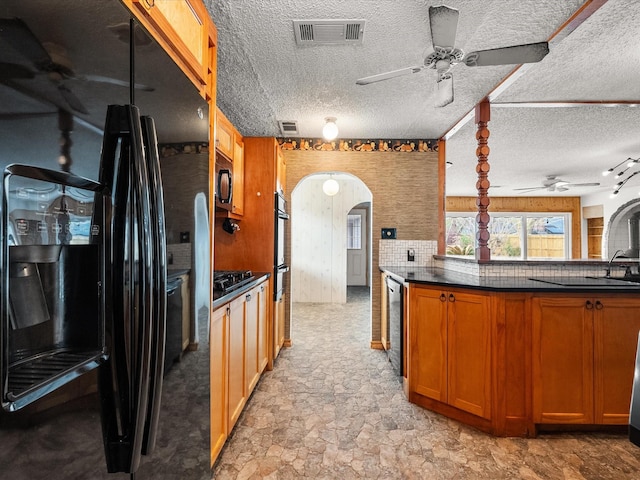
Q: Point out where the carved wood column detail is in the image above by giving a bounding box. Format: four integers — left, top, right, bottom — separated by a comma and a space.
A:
475, 100, 491, 261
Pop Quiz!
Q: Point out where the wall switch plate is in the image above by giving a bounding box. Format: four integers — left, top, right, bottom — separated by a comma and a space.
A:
408, 249, 415, 262
381, 228, 396, 239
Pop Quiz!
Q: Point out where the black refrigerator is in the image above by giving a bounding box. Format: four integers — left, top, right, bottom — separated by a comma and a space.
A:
1, 105, 167, 474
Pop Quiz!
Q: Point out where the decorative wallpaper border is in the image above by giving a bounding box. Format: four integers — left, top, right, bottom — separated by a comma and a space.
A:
159, 142, 209, 158
277, 138, 438, 153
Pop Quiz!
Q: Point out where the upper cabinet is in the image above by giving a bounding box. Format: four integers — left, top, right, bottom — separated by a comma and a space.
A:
121, 0, 215, 97
215, 108, 244, 217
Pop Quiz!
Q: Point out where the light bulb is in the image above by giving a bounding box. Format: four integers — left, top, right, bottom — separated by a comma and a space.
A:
602, 169, 613, 176
322, 117, 338, 141
322, 178, 339, 196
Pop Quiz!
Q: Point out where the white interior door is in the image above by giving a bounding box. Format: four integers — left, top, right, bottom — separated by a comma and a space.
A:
347, 208, 368, 286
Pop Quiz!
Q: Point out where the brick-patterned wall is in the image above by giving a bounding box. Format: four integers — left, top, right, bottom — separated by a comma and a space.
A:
284, 149, 439, 344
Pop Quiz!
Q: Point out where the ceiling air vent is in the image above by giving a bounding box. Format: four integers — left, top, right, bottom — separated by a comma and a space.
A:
278, 120, 299, 136
293, 20, 365, 45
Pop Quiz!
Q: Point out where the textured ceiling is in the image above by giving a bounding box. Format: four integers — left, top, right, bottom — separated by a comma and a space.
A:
206, 0, 640, 197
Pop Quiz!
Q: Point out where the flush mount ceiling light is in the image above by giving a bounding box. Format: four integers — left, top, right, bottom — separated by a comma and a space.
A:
322, 117, 338, 141
322, 175, 339, 196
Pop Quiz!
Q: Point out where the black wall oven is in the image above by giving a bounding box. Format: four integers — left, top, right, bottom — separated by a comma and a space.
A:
274, 192, 289, 301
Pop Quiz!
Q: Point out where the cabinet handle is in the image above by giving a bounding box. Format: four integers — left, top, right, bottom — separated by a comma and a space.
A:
261, 285, 265, 292
595, 300, 604, 310
440, 293, 446, 302
585, 300, 593, 310
246, 293, 252, 301
226, 306, 230, 316
449, 293, 455, 302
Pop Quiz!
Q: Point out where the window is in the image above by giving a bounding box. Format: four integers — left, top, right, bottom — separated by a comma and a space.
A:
446, 212, 570, 260
347, 214, 362, 249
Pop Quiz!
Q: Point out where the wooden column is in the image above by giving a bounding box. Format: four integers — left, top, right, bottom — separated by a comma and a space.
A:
475, 100, 491, 261
437, 139, 447, 255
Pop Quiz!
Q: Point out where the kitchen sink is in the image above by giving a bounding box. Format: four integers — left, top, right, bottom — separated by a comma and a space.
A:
529, 276, 640, 287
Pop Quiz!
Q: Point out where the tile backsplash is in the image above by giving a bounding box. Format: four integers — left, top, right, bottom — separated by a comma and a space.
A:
166, 243, 191, 270
379, 240, 438, 267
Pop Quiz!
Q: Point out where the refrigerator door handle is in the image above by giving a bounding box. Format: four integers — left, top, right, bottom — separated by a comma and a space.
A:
98, 104, 153, 474
140, 115, 167, 456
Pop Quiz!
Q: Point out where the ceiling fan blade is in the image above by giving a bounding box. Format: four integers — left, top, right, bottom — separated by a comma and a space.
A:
0, 62, 35, 80
567, 182, 601, 187
429, 5, 459, 48
434, 74, 453, 108
79, 74, 155, 92
513, 186, 546, 191
356, 66, 424, 85
57, 83, 88, 114
0, 18, 53, 71
463, 42, 549, 67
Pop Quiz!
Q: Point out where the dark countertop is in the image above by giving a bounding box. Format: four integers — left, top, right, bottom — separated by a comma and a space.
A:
380, 266, 640, 293
212, 272, 271, 310
168, 268, 190, 279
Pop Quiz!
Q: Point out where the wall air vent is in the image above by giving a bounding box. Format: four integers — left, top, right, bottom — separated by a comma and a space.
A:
293, 20, 365, 45
278, 120, 299, 136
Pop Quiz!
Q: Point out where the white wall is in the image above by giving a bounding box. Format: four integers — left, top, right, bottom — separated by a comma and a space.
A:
582, 188, 640, 258
291, 174, 371, 303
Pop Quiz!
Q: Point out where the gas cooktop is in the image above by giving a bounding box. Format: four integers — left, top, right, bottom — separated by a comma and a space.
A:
213, 270, 255, 294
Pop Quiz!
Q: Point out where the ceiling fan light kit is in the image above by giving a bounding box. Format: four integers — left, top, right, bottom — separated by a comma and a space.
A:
355, 5, 549, 108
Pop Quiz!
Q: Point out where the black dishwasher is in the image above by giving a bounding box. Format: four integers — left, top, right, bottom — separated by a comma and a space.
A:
164, 276, 183, 376
386, 276, 404, 377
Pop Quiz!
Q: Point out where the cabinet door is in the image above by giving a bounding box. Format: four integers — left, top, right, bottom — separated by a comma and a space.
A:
381, 273, 389, 350
227, 296, 246, 430
447, 291, 492, 419
209, 306, 227, 466
215, 109, 234, 160
594, 296, 640, 424
276, 143, 286, 194
274, 294, 286, 358
232, 136, 244, 215
245, 288, 260, 394
408, 286, 447, 402
532, 296, 594, 424
257, 281, 269, 373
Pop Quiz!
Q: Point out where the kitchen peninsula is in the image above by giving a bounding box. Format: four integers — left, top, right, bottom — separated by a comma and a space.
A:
381, 263, 640, 437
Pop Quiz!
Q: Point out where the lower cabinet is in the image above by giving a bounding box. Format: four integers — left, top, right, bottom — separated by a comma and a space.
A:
532, 294, 640, 425
408, 285, 491, 420
209, 278, 270, 467
274, 293, 286, 358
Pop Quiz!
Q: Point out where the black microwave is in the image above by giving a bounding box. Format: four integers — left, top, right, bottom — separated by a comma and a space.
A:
215, 153, 233, 211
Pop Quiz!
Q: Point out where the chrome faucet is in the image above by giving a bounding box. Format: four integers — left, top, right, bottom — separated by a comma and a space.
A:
605, 249, 626, 278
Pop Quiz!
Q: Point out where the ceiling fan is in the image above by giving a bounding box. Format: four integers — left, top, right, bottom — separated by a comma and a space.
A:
513, 176, 600, 194
0, 18, 153, 115
355, 5, 549, 107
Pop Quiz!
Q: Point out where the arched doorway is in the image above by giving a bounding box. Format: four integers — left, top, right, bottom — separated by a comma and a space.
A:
290, 172, 373, 336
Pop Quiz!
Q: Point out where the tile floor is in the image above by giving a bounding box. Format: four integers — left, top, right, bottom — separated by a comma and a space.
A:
212, 286, 640, 479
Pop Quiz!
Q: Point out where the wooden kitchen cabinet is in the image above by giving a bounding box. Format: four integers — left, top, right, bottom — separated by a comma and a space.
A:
232, 135, 244, 215
257, 282, 270, 374
210, 277, 271, 464
227, 294, 246, 431
215, 109, 235, 161
276, 146, 286, 195
274, 293, 286, 358
124, 0, 213, 93
532, 294, 640, 425
209, 304, 227, 465
244, 280, 269, 394
215, 108, 244, 218
408, 285, 491, 420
